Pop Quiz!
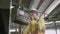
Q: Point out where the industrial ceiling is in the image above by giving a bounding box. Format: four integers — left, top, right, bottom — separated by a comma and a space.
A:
10, 0, 60, 29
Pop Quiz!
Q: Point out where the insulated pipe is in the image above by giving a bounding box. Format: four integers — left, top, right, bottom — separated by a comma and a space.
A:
29, 0, 41, 9
41, 0, 60, 18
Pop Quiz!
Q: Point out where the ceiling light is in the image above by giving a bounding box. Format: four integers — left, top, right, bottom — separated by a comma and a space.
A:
10, 6, 14, 9
56, 21, 60, 23
45, 22, 53, 24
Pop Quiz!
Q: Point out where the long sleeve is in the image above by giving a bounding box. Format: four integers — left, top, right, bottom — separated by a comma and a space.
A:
39, 18, 45, 30
25, 24, 30, 34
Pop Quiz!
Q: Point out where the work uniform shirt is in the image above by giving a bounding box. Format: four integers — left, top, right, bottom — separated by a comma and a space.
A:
25, 18, 45, 34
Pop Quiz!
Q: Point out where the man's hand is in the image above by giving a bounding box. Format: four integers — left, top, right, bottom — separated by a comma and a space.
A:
35, 23, 39, 30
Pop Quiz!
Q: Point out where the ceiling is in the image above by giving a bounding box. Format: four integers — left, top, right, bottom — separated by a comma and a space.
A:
45, 4, 60, 21
0, 0, 60, 32
14, 0, 54, 23
10, 0, 60, 29
45, 3, 60, 29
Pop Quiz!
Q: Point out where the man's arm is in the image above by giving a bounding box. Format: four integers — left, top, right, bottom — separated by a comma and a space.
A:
39, 18, 45, 30
25, 24, 30, 34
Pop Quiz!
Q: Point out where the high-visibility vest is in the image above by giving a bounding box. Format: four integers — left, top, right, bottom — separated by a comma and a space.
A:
25, 18, 45, 34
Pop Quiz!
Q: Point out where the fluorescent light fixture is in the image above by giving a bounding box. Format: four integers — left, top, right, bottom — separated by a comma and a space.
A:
10, 6, 14, 9
45, 22, 53, 24
45, 21, 60, 24
19, 6, 21, 8
17, 29, 19, 32
9, 29, 19, 33
56, 21, 60, 23
9, 29, 16, 33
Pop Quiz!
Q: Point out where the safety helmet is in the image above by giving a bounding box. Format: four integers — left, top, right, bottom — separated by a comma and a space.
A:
30, 8, 37, 11
30, 8, 38, 15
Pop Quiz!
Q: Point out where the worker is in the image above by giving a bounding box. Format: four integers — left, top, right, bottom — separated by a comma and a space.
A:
25, 9, 45, 34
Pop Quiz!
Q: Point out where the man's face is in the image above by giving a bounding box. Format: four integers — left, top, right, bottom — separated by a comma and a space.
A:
30, 11, 37, 19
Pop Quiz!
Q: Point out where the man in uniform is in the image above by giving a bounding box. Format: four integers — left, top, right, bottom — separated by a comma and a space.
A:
25, 9, 45, 34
